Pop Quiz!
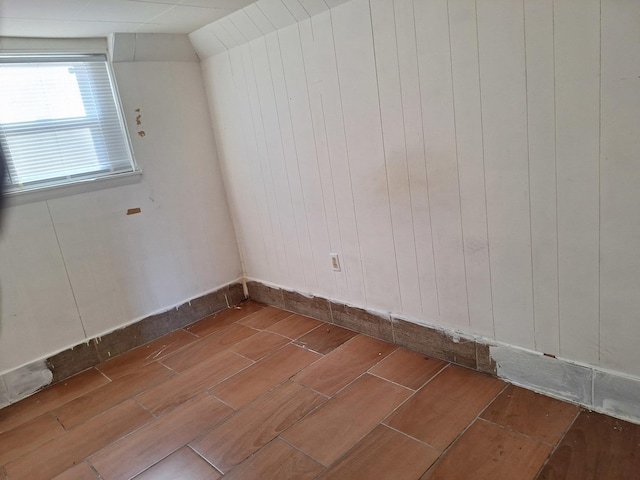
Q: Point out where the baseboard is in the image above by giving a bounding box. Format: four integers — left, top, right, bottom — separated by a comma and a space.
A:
0, 282, 246, 408
246, 280, 640, 425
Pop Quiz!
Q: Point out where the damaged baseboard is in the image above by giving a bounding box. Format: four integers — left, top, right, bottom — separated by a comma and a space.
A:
246, 280, 640, 425
0, 282, 246, 408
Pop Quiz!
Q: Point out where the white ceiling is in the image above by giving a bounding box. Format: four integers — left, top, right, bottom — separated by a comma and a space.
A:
0, 0, 258, 38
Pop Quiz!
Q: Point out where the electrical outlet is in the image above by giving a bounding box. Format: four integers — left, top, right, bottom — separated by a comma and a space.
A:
330, 253, 341, 272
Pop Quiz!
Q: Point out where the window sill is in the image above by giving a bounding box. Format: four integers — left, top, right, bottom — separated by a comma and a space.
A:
4, 169, 143, 207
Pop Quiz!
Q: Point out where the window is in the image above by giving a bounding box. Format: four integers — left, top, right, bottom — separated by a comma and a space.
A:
0, 54, 138, 199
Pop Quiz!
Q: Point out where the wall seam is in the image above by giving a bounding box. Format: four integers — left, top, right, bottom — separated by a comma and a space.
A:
45, 201, 88, 338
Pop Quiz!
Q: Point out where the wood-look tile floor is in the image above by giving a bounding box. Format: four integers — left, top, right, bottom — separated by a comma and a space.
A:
1, 301, 639, 480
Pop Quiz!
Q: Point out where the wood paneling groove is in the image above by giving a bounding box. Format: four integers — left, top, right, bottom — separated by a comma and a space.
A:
197, 0, 640, 386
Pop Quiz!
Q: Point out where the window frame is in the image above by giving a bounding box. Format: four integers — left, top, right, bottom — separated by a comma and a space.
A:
0, 52, 141, 206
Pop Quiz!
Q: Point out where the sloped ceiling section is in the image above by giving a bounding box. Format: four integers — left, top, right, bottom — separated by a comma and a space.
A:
0, 0, 258, 38
189, 0, 351, 59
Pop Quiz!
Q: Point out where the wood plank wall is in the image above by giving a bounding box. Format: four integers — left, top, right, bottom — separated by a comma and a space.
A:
196, 0, 640, 378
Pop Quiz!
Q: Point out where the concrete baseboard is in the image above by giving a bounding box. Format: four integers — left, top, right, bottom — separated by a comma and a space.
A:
247, 280, 640, 425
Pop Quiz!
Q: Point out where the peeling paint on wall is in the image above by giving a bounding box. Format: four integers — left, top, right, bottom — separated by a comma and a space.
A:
134, 108, 146, 137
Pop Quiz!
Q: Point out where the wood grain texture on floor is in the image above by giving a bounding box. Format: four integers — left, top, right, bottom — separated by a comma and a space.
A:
0, 368, 110, 434
51, 462, 98, 480
536, 410, 640, 480
321, 424, 440, 480
292, 334, 397, 395
96, 329, 198, 380
294, 324, 358, 354
192, 381, 326, 473
385, 365, 505, 450
282, 374, 412, 466
133, 446, 221, 480
424, 420, 552, 480
1, 303, 638, 480
89, 394, 232, 480
481, 384, 580, 445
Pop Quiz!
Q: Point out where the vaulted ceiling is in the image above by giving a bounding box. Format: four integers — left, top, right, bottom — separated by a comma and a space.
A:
0, 0, 256, 37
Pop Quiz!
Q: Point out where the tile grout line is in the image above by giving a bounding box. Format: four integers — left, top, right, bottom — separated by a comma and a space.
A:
136, 353, 259, 415
186, 444, 225, 478
531, 407, 582, 479
307, 343, 401, 399
94, 367, 114, 383
290, 364, 447, 474
97, 331, 201, 378
182, 327, 201, 339
80, 406, 158, 477
132, 396, 159, 419
87, 460, 104, 480
88, 393, 233, 478
5, 304, 628, 479
419, 381, 510, 479
79, 344, 261, 425
475, 416, 556, 448
191, 381, 333, 472
184, 302, 269, 338
269, 370, 395, 469
115, 325, 250, 377
381, 423, 440, 451
159, 328, 260, 371
380, 363, 452, 427
52, 370, 177, 432
366, 371, 423, 393
277, 435, 329, 469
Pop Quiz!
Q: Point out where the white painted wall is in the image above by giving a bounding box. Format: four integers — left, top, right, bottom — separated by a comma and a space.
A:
196, 0, 640, 378
0, 35, 242, 375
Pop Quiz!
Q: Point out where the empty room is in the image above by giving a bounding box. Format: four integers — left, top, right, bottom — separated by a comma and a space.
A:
0, 0, 639, 478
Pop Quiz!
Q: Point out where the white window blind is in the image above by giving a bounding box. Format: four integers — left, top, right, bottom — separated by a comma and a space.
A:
0, 54, 135, 195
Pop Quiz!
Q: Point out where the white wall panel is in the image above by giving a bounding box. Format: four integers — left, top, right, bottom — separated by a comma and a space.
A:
524, 0, 559, 355
599, 0, 640, 376
229, 49, 281, 281
264, 32, 318, 290
51, 61, 241, 337
448, 0, 494, 337
554, 0, 600, 364
249, 37, 307, 287
370, 0, 422, 318
331, 0, 400, 311
0, 203, 85, 373
477, 0, 534, 348
415, 0, 469, 329
278, 23, 335, 295
236, 44, 290, 284
394, 0, 439, 321
194, 0, 640, 381
202, 54, 270, 280
1, 52, 242, 373
300, 13, 366, 302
